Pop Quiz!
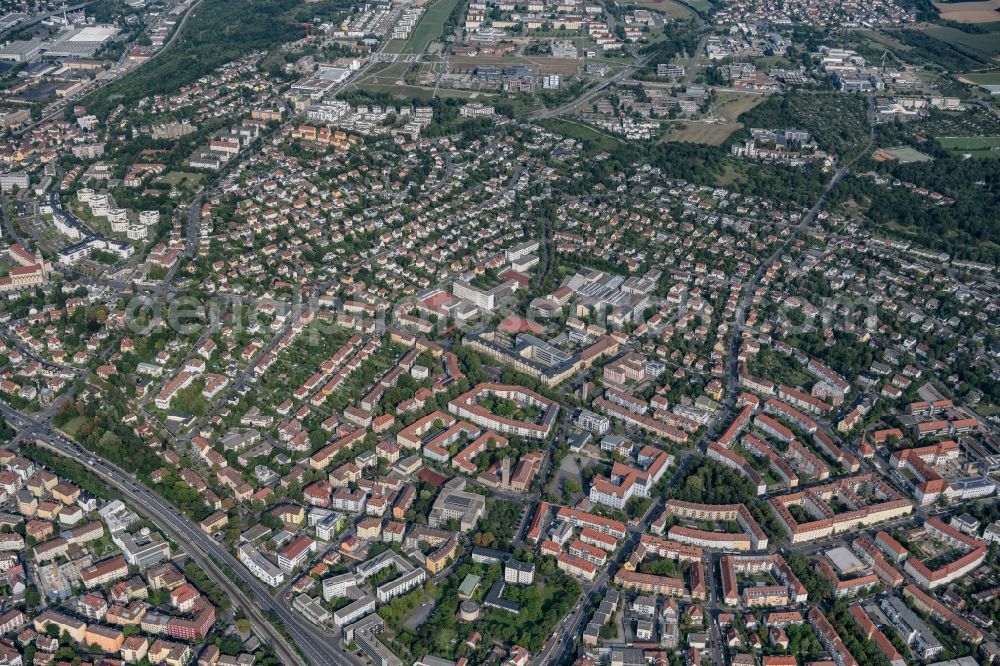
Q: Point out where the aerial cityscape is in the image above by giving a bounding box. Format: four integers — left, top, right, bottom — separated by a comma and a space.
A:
0, 0, 992, 662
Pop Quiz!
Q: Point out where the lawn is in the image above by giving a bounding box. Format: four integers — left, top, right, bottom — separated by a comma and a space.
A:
61, 415, 89, 437
157, 171, 205, 187
937, 135, 1000, 157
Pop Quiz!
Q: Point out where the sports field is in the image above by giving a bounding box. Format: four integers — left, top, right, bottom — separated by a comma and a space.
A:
937, 135, 1000, 157
881, 146, 934, 163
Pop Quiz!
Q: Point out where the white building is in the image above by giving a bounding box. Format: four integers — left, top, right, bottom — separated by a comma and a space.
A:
576, 409, 610, 434
238, 543, 285, 587
376, 568, 426, 603
322, 573, 358, 601
504, 560, 535, 585
108, 209, 129, 233
306, 100, 350, 123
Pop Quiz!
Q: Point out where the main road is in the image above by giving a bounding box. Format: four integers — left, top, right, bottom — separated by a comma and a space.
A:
721, 96, 877, 420
0, 401, 363, 666
530, 55, 652, 121
532, 449, 700, 665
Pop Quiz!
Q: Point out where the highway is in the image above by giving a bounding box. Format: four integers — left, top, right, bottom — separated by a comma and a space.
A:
0, 401, 364, 666
0, 2, 94, 40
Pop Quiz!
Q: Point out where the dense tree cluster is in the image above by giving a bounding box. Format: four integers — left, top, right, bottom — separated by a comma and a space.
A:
736, 92, 870, 162
388, 559, 580, 662
886, 28, 988, 70
670, 459, 755, 504
830, 156, 1000, 264
787, 554, 831, 602
84, 0, 348, 117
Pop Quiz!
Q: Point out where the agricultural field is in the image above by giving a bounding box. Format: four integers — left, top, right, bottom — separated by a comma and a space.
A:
932, 0, 1000, 23
937, 135, 1000, 157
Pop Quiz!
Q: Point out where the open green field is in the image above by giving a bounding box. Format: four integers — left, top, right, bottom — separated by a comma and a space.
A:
665, 91, 770, 145
937, 135, 1000, 157
681, 0, 713, 11
665, 120, 734, 145
385, 0, 463, 55
923, 25, 1000, 59
448, 54, 582, 76
345, 80, 490, 101
859, 29, 913, 52
358, 60, 411, 86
